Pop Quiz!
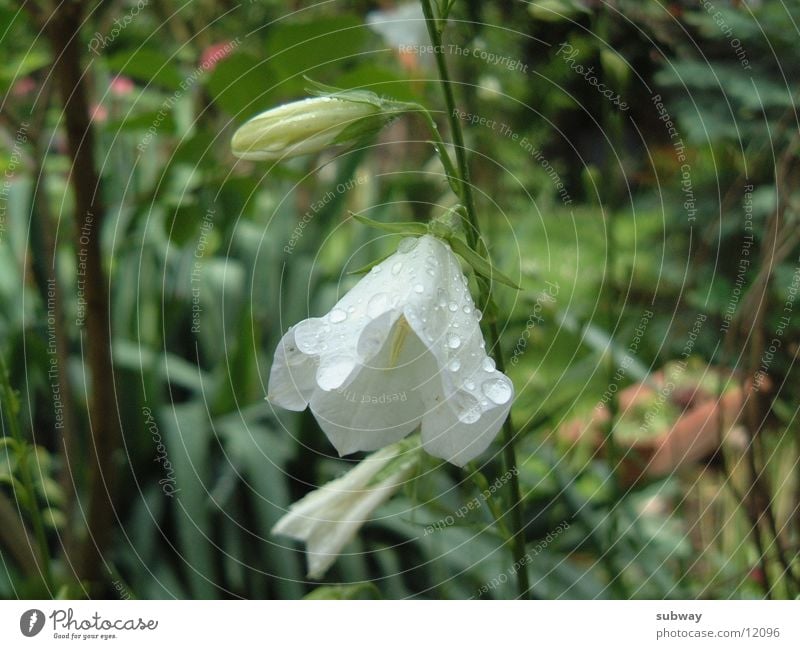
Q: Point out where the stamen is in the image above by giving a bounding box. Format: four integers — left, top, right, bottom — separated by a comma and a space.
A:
389, 316, 411, 368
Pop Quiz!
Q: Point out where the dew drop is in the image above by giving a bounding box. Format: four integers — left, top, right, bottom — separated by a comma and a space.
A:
474, 309, 483, 321
453, 391, 482, 424
448, 359, 461, 372
329, 308, 347, 323
426, 268, 436, 276
398, 237, 419, 253
464, 379, 476, 390
413, 284, 425, 294
482, 357, 496, 372
317, 354, 357, 391
482, 378, 512, 405
391, 261, 403, 275
294, 320, 325, 354
448, 302, 458, 312
446, 333, 461, 349
463, 304, 473, 314
367, 292, 390, 318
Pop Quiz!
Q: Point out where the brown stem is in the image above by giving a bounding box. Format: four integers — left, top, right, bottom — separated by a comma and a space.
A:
0, 492, 38, 577
46, 2, 121, 590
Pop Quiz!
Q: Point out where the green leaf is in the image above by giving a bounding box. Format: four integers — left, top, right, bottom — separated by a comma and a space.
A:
206, 52, 273, 117
349, 211, 428, 236
107, 49, 183, 89
266, 15, 369, 86
335, 64, 421, 104
448, 237, 522, 290
304, 583, 381, 600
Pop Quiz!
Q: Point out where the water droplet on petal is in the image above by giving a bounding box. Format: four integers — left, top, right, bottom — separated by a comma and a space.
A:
398, 237, 419, 253
329, 308, 347, 323
448, 302, 458, 312
475, 309, 483, 321
347, 306, 356, 313
391, 261, 403, 275
317, 354, 357, 391
367, 292, 390, 318
446, 333, 461, 349
413, 284, 424, 294
294, 320, 326, 354
482, 378, 512, 405
448, 359, 461, 372
482, 357, 496, 372
463, 304, 473, 314
426, 268, 436, 276
437, 289, 447, 308
453, 391, 482, 424
464, 379, 475, 390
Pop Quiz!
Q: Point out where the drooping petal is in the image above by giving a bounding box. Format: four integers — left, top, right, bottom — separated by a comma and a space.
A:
309, 313, 435, 455
419, 384, 513, 466
268, 234, 515, 466
397, 236, 515, 464
267, 328, 319, 411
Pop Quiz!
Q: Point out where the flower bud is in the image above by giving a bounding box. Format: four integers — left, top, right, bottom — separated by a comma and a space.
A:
231, 94, 392, 161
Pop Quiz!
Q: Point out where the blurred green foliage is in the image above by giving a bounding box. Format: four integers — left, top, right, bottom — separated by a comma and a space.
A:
0, 0, 798, 599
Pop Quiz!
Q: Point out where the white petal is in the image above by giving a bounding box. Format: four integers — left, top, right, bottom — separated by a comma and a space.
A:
303, 467, 410, 578
309, 314, 435, 455
399, 235, 515, 464
420, 383, 513, 466
267, 328, 318, 411
271, 446, 396, 539
268, 234, 514, 466
271, 444, 415, 579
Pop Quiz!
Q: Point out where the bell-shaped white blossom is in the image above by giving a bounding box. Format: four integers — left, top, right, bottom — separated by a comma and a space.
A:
268, 234, 514, 466
231, 95, 391, 161
272, 440, 418, 579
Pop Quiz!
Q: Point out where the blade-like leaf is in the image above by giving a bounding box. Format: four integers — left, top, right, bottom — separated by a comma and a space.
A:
349, 211, 428, 236
448, 237, 522, 290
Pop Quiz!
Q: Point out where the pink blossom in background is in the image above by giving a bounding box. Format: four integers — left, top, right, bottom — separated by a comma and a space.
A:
11, 77, 36, 96
200, 42, 233, 72
90, 103, 108, 123
110, 75, 135, 97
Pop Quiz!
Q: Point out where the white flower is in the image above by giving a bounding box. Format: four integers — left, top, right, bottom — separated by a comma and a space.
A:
272, 440, 418, 579
231, 95, 389, 161
268, 234, 514, 466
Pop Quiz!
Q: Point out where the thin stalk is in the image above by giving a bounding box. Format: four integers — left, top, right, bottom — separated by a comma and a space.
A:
0, 354, 54, 592
420, 0, 530, 598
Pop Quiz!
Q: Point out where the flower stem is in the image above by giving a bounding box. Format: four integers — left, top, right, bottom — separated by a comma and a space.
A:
420, 0, 530, 598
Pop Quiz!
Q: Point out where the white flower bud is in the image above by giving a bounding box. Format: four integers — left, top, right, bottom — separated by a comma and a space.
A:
231, 95, 390, 161
272, 439, 418, 579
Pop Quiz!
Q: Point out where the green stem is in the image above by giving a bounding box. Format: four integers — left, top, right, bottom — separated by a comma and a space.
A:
420, 0, 530, 598
0, 354, 54, 592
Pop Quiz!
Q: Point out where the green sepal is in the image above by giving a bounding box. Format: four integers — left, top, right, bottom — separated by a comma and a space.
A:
349, 211, 428, 236
448, 237, 522, 290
